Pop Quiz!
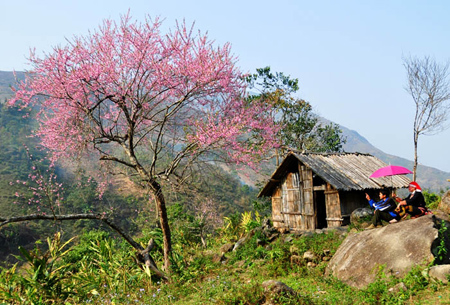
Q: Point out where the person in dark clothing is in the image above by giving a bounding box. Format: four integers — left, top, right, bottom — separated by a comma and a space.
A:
394, 181, 427, 219
365, 189, 398, 229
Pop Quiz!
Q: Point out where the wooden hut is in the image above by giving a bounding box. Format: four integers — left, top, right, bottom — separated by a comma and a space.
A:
258, 152, 411, 231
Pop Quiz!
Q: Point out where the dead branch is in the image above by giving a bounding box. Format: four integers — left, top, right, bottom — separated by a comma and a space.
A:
0, 213, 168, 280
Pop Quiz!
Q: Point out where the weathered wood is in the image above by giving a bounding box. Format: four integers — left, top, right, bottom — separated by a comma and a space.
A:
272, 187, 283, 229
263, 152, 410, 232
301, 165, 315, 230
313, 185, 326, 191
258, 152, 411, 198
280, 212, 314, 216
325, 183, 342, 227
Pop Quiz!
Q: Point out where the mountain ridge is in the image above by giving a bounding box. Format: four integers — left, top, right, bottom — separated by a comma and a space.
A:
1, 70, 448, 192
340, 124, 449, 191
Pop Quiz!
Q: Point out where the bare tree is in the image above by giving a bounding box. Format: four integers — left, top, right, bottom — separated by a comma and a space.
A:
403, 56, 450, 181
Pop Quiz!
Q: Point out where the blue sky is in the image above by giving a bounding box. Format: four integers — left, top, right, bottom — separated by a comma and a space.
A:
1, 0, 450, 173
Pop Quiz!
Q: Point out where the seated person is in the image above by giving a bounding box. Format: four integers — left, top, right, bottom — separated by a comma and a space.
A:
394, 181, 428, 219
365, 189, 398, 229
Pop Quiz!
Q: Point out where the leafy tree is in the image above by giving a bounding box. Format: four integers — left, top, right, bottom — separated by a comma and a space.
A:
403, 56, 450, 180
246, 67, 345, 164
8, 14, 278, 272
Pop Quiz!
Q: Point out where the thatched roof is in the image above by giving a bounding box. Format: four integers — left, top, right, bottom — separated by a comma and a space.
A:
258, 152, 411, 197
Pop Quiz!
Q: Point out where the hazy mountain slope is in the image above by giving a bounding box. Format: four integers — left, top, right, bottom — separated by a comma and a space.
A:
341, 125, 449, 192
1, 71, 448, 192
0, 71, 24, 102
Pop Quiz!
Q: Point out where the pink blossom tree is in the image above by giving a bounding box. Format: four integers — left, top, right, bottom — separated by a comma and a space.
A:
9, 14, 279, 272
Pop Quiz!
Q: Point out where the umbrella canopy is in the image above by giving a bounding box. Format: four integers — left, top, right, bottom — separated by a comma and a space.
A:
370, 165, 413, 178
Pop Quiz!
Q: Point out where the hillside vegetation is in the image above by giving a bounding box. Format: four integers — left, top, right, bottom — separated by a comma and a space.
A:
0, 99, 262, 265
1, 214, 450, 304
1, 71, 450, 304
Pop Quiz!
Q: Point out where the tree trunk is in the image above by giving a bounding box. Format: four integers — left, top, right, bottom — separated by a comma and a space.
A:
148, 180, 172, 271
413, 132, 419, 181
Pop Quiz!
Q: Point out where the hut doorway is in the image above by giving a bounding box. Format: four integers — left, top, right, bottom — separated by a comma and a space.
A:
315, 190, 327, 229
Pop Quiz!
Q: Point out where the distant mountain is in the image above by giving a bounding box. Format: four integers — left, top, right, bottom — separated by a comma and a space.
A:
0, 71, 24, 103
340, 125, 449, 192
1, 71, 448, 192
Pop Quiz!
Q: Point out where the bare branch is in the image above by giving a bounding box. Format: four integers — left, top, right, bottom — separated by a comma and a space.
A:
403, 55, 450, 180
0, 213, 167, 280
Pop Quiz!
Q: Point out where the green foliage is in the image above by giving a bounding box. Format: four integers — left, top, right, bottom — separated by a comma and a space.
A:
251, 197, 272, 218
239, 211, 261, 233
433, 220, 448, 264
245, 66, 346, 154
402, 265, 429, 292
0, 232, 76, 304
0, 222, 448, 304
423, 190, 441, 209
219, 212, 243, 242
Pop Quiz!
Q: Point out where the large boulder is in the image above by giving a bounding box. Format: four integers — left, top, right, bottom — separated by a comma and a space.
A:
429, 264, 450, 283
438, 190, 450, 215
326, 215, 439, 288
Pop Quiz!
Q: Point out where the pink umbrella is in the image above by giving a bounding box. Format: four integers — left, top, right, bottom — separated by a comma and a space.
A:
370, 165, 413, 178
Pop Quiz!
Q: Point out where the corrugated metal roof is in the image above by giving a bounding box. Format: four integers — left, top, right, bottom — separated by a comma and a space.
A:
258, 152, 412, 197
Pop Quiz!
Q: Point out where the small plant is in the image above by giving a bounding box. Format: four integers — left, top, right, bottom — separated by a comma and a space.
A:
0, 232, 76, 304
240, 211, 261, 233
433, 220, 448, 264
424, 190, 441, 210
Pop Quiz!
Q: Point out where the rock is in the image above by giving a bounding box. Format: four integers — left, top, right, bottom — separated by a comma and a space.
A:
262, 280, 296, 305
349, 227, 359, 234
302, 231, 314, 238
261, 218, 272, 230
429, 265, 450, 284
326, 215, 438, 288
350, 208, 373, 224
284, 235, 294, 243
220, 243, 234, 254
290, 255, 303, 265
303, 250, 317, 262
267, 233, 279, 242
438, 191, 450, 215
212, 253, 225, 263
279, 227, 289, 234
233, 236, 249, 251
388, 282, 407, 293
307, 262, 317, 268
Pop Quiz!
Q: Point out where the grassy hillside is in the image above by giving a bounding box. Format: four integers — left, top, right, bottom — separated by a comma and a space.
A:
1, 219, 449, 304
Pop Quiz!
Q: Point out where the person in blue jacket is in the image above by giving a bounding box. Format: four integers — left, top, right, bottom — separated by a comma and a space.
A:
365, 189, 398, 229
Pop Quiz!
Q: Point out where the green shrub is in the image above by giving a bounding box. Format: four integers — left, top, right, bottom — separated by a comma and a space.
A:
424, 190, 441, 210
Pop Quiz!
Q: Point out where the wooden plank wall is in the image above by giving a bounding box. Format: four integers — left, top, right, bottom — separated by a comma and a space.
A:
300, 165, 315, 230
325, 183, 342, 227
277, 172, 304, 231
271, 187, 283, 229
